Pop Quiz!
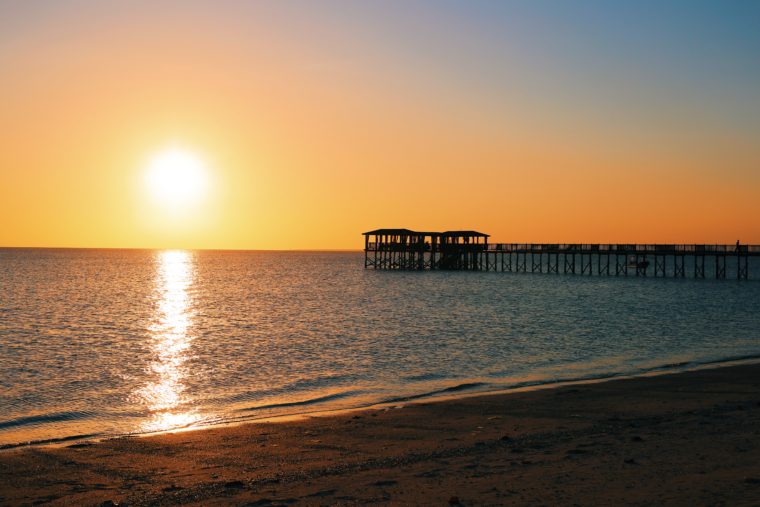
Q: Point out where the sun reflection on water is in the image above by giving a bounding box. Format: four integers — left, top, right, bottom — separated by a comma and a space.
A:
139, 250, 204, 433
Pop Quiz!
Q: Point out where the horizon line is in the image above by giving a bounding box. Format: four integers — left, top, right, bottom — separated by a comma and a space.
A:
0, 246, 363, 253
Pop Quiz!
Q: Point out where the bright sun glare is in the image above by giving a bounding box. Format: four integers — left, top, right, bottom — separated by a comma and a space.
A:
145, 148, 208, 206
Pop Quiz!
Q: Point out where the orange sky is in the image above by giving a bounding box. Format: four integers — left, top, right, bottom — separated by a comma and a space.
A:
1, 2, 759, 249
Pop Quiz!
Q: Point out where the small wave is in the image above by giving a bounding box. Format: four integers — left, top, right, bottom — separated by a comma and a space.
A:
225, 374, 360, 404
484, 355, 760, 394
652, 361, 691, 369
0, 411, 94, 430
238, 390, 361, 413
380, 382, 488, 404
701, 352, 760, 366
0, 432, 102, 450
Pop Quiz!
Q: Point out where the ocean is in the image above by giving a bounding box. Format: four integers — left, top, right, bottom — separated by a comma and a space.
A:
1, 248, 759, 448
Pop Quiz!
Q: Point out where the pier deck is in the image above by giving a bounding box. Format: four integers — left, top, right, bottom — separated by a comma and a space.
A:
363, 229, 759, 279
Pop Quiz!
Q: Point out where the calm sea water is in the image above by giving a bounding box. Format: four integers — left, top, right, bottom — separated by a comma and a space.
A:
1, 248, 759, 447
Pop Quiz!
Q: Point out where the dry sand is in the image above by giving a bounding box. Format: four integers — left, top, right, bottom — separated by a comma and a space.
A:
2, 363, 760, 506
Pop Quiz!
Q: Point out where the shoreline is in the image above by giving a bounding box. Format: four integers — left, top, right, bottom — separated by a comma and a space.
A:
4, 353, 760, 452
2, 362, 760, 505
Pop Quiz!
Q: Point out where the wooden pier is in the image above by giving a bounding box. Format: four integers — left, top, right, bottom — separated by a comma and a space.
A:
363, 229, 759, 280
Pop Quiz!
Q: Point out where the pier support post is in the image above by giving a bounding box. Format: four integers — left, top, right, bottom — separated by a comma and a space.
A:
655, 255, 666, 277
564, 252, 576, 274
516, 252, 526, 272
715, 255, 726, 279
738, 253, 749, 280
581, 254, 592, 275
674, 255, 685, 278
615, 254, 626, 276
532, 253, 542, 273
694, 255, 705, 278
635, 255, 648, 277
547, 253, 558, 274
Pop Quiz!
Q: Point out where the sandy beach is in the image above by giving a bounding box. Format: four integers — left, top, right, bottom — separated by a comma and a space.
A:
2, 363, 760, 506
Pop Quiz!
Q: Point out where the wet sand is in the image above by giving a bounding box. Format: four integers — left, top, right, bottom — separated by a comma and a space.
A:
2, 363, 760, 506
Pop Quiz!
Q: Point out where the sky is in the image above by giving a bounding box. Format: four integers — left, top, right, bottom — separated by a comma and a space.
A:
1, 0, 759, 249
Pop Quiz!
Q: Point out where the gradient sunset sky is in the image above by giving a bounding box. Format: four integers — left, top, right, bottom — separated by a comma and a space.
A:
1, 1, 759, 249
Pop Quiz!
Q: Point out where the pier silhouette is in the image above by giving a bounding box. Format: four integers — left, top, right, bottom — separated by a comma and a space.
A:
363, 229, 758, 279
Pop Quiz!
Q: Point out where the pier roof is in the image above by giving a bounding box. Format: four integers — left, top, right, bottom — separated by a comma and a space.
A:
442, 230, 489, 237
362, 228, 418, 236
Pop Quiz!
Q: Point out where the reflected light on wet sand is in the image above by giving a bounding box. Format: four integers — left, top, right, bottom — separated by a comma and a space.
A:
138, 250, 204, 433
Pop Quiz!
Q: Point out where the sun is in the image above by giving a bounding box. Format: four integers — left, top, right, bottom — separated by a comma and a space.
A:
145, 148, 208, 206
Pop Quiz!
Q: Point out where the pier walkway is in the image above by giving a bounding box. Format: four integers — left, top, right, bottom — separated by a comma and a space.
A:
363, 229, 759, 279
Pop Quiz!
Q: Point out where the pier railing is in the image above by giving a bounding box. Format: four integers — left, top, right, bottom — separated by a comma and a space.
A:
485, 244, 758, 254
368, 242, 760, 254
